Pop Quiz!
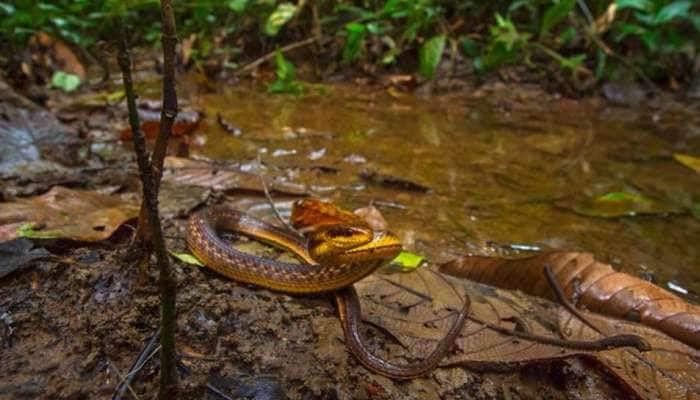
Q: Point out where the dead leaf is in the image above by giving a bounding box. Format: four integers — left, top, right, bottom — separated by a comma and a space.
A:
440, 252, 700, 349
120, 108, 204, 140
162, 156, 307, 196
35, 32, 86, 79
355, 267, 700, 400
0, 186, 138, 242
290, 198, 367, 232
354, 205, 388, 231
360, 169, 431, 193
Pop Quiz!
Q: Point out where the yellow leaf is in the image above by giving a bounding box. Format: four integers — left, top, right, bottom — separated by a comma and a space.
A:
674, 154, 700, 174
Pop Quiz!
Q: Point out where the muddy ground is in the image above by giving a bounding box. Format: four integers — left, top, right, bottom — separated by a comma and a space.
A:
0, 228, 632, 400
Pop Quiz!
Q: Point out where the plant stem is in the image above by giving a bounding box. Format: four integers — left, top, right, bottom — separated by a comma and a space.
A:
116, 13, 178, 399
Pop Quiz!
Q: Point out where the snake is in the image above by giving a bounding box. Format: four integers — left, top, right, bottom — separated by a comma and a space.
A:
186, 202, 469, 379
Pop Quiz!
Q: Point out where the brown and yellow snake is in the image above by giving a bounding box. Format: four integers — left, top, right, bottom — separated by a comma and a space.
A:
186, 201, 469, 379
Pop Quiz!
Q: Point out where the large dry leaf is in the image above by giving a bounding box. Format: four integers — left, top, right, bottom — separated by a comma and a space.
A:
163, 156, 308, 196
0, 186, 138, 242
439, 252, 700, 349
354, 268, 700, 400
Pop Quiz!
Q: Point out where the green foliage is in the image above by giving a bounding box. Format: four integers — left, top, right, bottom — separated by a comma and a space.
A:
267, 51, 304, 95
540, 0, 576, 38
613, 0, 697, 55
1, 0, 698, 87
51, 71, 81, 92
264, 3, 297, 36
419, 35, 446, 79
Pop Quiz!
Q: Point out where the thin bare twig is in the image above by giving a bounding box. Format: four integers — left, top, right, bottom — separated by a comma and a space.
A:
108, 360, 141, 400
544, 264, 602, 334
256, 154, 296, 232
235, 37, 317, 77
543, 265, 650, 351
468, 314, 650, 352
113, 328, 162, 400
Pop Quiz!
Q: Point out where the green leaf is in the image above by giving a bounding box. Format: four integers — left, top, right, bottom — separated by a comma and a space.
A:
559, 53, 586, 71
540, 0, 576, 38
342, 22, 366, 63
460, 36, 480, 57
267, 51, 304, 95
615, 0, 653, 11
653, 0, 691, 25
419, 34, 446, 80
573, 191, 679, 217
50, 71, 81, 92
17, 223, 61, 239
558, 26, 577, 44
227, 0, 248, 13
387, 251, 425, 272
0, 2, 15, 14
264, 3, 297, 36
169, 251, 204, 266
691, 202, 700, 221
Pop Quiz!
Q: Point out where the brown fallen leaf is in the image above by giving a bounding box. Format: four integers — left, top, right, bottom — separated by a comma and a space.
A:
35, 32, 86, 79
439, 252, 700, 349
162, 156, 307, 196
354, 267, 700, 400
0, 186, 138, 242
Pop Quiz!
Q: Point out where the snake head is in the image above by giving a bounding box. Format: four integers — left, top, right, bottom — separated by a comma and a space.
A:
309, 225, 402, 265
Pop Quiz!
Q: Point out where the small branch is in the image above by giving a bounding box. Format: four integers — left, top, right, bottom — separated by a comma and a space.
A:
113, 328, 161, 400
469, 315, 650, 352
544, 264, 601, 334
235, 37, 317, 77
116, 8, 177, 398
543, 265, 650, 352
108, 360, 141, 400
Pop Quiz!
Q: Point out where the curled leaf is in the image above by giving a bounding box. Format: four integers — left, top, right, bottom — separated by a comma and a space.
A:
440, 252, 700, 348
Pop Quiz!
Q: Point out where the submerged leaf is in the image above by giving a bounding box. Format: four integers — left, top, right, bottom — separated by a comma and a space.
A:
571, 191, 678, 217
